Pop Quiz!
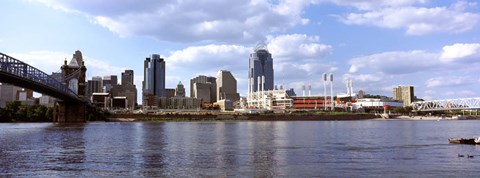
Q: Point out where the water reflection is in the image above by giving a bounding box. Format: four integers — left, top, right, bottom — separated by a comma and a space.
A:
45, 124, 86, 175
2, 121, 480, 177
138, 122, 166, 176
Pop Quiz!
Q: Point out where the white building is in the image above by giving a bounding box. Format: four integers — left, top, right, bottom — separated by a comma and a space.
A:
352, 98, 403, 110
247, 89, 293, 110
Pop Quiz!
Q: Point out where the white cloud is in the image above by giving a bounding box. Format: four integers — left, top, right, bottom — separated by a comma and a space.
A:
34, 0, 315, 43
348, 50, 438, 75
344, 73, 383, 82
337, 1, 480, 35
425, 76, 477, 87
7, 50, 125, 79
164, 34, 334, 95
267, 34, 332, 61
343, 43, 480, 100
440, 43, 480, 62
328, 0, 427, 10
167, 44, 250, 76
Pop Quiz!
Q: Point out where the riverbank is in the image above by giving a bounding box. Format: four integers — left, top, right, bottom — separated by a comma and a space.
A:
106, 113, 378, 122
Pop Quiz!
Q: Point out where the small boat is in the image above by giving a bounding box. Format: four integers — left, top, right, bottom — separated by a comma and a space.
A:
448, 137, 480, 144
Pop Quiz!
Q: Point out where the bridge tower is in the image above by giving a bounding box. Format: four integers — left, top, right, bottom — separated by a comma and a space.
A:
53, 50, 88, 122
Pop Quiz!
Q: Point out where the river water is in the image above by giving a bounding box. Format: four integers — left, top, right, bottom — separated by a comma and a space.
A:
1, 120, 480, 177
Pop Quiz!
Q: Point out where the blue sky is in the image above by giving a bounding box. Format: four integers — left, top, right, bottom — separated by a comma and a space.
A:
1, 0, 479, 103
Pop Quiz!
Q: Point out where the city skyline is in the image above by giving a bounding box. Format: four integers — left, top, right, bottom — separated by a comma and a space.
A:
1, 0, 479, 103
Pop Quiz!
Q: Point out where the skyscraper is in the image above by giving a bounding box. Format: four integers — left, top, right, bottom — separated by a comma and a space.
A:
248, 41, 274, 93
102, 75, 117, 93
175, 81, 185, 97
111, 69, 138, 109
121, 70, 134, 85
393, 86, 415, 106
87, 76, 103, 99
190, 75, 216, 103
143, 54, 166, 106
216, 70, 240, 102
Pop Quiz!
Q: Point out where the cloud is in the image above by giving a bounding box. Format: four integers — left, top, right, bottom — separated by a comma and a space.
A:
345, 43, 480, 100
167, 44, 250, 77
34, 0, 314, 43
425, 76, 478, 87
343, 73, 383, 82
7, 51, 125, 78
267, 34, 333, 61
440, 43, 480, 63
336, 1, 480, 35
164, 34, 334, 94
328, 0, 427, 10
348, 50, 438, 75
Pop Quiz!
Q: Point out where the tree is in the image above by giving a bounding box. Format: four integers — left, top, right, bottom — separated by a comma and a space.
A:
0, 107, 8, 122
5, 101, 21, 121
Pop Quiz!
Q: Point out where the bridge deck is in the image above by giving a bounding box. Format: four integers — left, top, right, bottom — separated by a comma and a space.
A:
0, 52, 81, 102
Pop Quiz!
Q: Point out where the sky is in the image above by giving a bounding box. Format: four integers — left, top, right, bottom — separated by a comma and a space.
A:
1, 0, 479, 103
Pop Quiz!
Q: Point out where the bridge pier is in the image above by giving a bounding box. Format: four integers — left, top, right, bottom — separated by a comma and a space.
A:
53, 101, 87, 122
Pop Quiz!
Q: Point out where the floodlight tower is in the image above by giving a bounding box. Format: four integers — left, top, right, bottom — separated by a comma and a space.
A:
349, 80, 353, 97
302, 85, 306, 96
323, 73, 327, 111
308, 84, 311, 96
346, 79, 351, 97
329, 73, 334, 111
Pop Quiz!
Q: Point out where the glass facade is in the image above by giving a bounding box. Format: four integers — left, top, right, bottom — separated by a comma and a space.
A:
248, 44, 274, 92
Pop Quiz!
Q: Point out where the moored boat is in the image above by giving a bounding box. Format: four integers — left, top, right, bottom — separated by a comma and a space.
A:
448, 137, 480, 144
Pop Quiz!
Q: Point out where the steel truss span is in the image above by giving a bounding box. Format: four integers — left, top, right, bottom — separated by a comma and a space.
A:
411, 98, 480, 111
0, 52, 79, 101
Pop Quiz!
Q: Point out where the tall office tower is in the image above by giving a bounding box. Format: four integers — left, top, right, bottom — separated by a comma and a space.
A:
103, 75, 118, 86
143, 54, 166, 106
121, 70, 134, 85
102, 75, 118, 93
393, 86, 415, 106
87, 76, 103, 98
248, 41, 274, 93
175, 81, 185, 97
216, 70, 240, 102
190, 75, 217, 103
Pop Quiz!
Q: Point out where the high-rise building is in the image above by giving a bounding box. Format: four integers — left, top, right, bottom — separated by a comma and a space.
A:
175, 81, 185, 97
102, 75, 118, 93
216, 70, 240, 102
143, 54, 166, 106
111, 70, 138, 110
248, 41, 274, 93
87, 76, 103, 99
103, 75, 118, 86
111, 84, 137, 110
393, 86, 414, 106
190, 75, 216, 103
121, 70, 134, 86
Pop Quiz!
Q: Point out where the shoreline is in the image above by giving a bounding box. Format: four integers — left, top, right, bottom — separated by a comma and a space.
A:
106, 113, 378, 122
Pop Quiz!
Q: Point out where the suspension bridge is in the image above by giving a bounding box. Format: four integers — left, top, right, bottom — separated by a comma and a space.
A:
0, 52, 88, 122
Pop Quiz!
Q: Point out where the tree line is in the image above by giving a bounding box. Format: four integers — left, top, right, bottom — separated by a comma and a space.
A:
0, 101, 53, 122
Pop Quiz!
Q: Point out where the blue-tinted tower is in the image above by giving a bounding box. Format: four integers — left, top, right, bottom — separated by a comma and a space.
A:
248, 42, 274, 93
143, 54, 166, 106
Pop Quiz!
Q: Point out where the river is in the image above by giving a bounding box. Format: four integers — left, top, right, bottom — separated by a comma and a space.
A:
1, 120, 480, 177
